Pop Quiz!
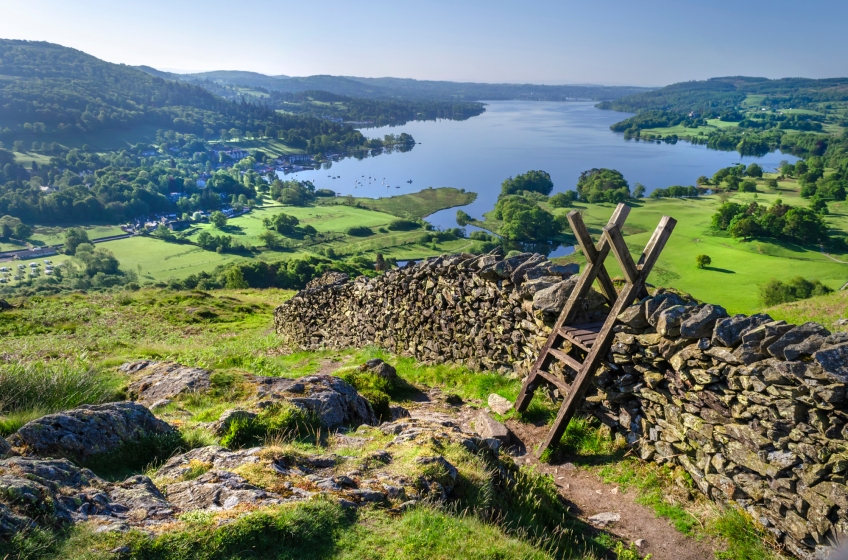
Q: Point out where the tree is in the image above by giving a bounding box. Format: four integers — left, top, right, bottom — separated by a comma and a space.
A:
576, 168, 630, 203
263, 213, 300, 236
500, 170, 554, 197
64, 227, 90, 255
633, 183, 646, 198
695, 254, 711, 269
258, 231, 282, 249
745, 163, 763, 178
456, 210, 472, 226
74, 244, 120, 276
549, 191, 577, 208
494, 196, 561, 242
739, 180, 757, 193
209, 211, 227, 229
223, 267, 249, 289
782, 208, 829, 244
729, 216, 760, 240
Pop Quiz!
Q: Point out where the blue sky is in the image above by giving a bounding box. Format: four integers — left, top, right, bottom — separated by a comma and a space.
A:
2, 0, 846, 86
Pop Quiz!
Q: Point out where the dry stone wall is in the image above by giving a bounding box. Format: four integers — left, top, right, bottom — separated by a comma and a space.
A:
275, 250, 848, 559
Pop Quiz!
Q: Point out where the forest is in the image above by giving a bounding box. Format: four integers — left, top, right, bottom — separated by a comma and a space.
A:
598, 76, 848, 114
0, 40, 380, 154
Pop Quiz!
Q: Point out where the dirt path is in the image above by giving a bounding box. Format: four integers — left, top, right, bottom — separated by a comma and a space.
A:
395, 382, 718, 559
506, 420, 718, 560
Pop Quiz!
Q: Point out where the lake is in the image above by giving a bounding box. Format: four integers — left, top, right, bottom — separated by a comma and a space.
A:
283, 100, 798, 235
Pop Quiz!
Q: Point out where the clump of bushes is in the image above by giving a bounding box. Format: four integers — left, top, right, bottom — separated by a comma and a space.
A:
337, 365, 401, 422
549, 191, 577, 208
220, 402, 320, 449
387, 219, 421, 231
346, 225, 373, 237
759, 276, 833, 307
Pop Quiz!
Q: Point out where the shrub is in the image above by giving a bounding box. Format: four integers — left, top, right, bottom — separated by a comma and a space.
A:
576, 168, 630, 203
759, 276, 833, 307
549, 191, 577, 208
500, 170, 553, 197
696, 255, 711, 269
220, 403, 319, 449
337, 367, 398, 422
346, 225, 373, 237
456, 210, 472, 226
387, 219, 420, 231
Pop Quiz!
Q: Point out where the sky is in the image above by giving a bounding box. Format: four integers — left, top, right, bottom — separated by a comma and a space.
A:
2, 0, 847, 87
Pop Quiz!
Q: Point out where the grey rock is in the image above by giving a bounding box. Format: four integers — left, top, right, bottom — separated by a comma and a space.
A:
532, 277, 577, 315
287, 375, 378, 428
680, 304, 728, 340
124, 361, 212, 405
766, 323, 831, 360
813, 342, 848, 381
361, 359, 398, 382
644, 292, 690, 327
166, 470, 283, 511
0, 502, 31, 537
519, 276, 563, 300
783, 334, 827, 361
7, 402, 175, 461
588, 512, 621, 527
712, 314, 772, 347
475, 410, 510, 444
487, 393, 514, 415
656, 305, 688, 337
509, 253, 547, 284
524, 262, 579, 281
617, 304, 649, 329
414, 456, 458, 490
0, 456, 171, 534
305, 271, 349, 289
351, 489, 386, 502
0, 436, 12, 459
156, 446, 262, 481
211, 409, 258, 436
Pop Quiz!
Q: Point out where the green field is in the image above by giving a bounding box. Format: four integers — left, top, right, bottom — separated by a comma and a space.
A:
0, 225, 126, 252
547, 189, 848, 314
319, 187, 477, 219
216, 137, 304, 156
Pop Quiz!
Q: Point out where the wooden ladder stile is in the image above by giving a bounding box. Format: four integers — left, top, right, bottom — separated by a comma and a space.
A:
514, 203, 676, 457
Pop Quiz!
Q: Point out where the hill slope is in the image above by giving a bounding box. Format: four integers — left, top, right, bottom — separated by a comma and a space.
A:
0, 40, 295, 144
139, 66, 652, 102
598, 76, 848, 114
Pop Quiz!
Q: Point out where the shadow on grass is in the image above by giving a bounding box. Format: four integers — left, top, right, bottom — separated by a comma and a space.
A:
704, 266, 736, 274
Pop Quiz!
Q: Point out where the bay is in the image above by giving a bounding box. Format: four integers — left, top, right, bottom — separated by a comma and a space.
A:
283, 100, 798, 236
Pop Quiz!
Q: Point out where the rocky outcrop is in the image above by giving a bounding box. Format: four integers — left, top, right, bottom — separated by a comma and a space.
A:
0, 437, 12, 459
250, 374, 378, 428
275, 250, 596, 375
7, 402, 176, 461
274, 251, 848, 559
123, 361, 212, 405
0, 456, 172, 536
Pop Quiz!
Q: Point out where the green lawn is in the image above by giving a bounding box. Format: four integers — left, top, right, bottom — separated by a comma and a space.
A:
1, 225, 126, 252
319, 187, 478, 219
549, 191, 848, 314
216, 137, 303, 156
98, 237, 247, 282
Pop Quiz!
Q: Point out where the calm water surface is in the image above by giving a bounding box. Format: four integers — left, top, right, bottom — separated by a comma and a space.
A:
284, 101, 798, 236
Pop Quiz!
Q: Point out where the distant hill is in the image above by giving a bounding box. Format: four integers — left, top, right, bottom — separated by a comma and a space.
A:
598, 76, 848, 114
136, 67, 651, 102
0, 40, 340, 147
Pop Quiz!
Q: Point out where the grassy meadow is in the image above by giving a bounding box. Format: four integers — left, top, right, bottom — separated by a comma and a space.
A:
534, 177, 848, 315
0, 287, 789, 560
